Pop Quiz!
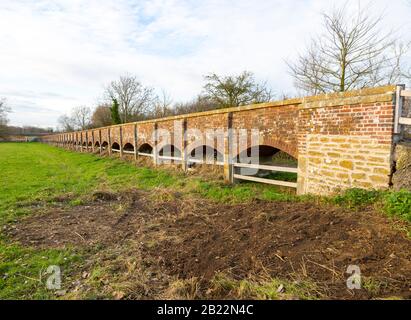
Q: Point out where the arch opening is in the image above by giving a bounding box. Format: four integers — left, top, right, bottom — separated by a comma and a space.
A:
138, 143, 153, 154
123, 143, 135, 152
190, 145, 223, 163
88, 142, 92, 147
94, 141, 100, 147
235, 145, 298, 182
112, 142, 120, 151
101, 141, 108, 150
159, 144, 181, 157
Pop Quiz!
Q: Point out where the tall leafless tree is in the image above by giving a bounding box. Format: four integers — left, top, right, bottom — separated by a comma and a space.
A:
91, 104, 113, 128
0, 98, 10, 126
0, 98, 11, 136
59, 106, 91, 131
105, 74, 156, 123
151, 90, 174, 119
288, 3, 411, 95
203, 71, 274, 108
57, 114, 75, 132
71, 106, 91, 130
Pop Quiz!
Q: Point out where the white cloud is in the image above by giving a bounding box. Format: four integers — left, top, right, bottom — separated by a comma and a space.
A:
0, 0, 410, 127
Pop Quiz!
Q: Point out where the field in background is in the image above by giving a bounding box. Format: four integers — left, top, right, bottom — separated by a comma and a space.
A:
0, 143, 410, 300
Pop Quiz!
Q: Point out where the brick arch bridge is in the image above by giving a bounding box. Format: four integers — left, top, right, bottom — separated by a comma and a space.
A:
43, 85, 404, 195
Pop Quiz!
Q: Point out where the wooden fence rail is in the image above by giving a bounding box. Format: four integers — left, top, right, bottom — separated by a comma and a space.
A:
233, 162, 298, 188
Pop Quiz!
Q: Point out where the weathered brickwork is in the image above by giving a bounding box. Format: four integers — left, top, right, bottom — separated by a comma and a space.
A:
43, 85, 400, 195
121, 124, 135, 146
136, 122, 155, 150
232, 104, 299, 158
185, 114, 227, 155
157, 119, 182, 149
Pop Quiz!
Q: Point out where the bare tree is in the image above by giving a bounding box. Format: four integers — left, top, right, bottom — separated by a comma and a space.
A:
57, 114, 75, 132
105, 74, 156, 122
203, 71, 273, 108
288, 3, 410, 94
91, 104, 112, 128
151, 90, 174, 119
0, 98, 10, 126
71, 106, 91, 130
0, 98, 11, 137
172, 95, 218, 116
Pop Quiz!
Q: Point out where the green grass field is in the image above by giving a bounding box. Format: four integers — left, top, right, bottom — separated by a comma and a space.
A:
0, 142, 299, 220
0, 143, 298, 299
0, 142, 410, 299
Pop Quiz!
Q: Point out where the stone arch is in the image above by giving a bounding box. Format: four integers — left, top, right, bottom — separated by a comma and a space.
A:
138, 143, 153, 154
94, 141, 100, 147
258, 138, 298, 159
112, 142, 120, 150
235, 144, 297, 165
188, 145, 224, 163
123, 143, 135, 152
159, 144, 181, 157
234, 144, 298, 181
101, 141, 108, 150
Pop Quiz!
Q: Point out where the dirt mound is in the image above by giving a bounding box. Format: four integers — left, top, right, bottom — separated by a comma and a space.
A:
148, 200, 411, 299
92, 191, 119, 202
5, 191, 411, 299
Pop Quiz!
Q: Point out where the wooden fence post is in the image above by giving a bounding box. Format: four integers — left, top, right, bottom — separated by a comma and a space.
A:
98, 129, 102, 155
108, 128, 112, 156
181, 119, 187, 171
153, 122, 158, 166
224, 112, 234, 183
133, 124, 138, 163
86, 132, 89, 152
119, 126, 124, 158
92, 131, 95, 153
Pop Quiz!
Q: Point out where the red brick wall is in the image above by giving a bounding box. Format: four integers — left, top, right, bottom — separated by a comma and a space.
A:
136, 123, 154, 150
233, 104, 299, 158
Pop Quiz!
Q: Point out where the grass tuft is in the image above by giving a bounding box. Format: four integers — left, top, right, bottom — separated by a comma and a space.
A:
209, 273, 321, 300
383, 190, 411, 222
333, 188, 382, 209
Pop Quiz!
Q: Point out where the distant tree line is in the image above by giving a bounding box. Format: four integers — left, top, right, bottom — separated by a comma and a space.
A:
1, 98, 54, 138
0, 102, 54, 138
0, 98, 10, 137
2, 125, 53, 135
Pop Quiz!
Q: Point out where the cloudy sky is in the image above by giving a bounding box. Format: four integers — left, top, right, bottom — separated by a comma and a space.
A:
1, 0, 410, 128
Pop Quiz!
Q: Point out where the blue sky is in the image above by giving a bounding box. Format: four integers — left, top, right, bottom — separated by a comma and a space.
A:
1, 0, 410, 128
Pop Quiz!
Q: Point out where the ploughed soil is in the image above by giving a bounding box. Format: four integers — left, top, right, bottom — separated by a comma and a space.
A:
5, 190, 411, 300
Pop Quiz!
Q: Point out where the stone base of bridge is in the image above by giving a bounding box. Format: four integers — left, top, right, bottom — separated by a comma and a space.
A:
297, 135, 393, 195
